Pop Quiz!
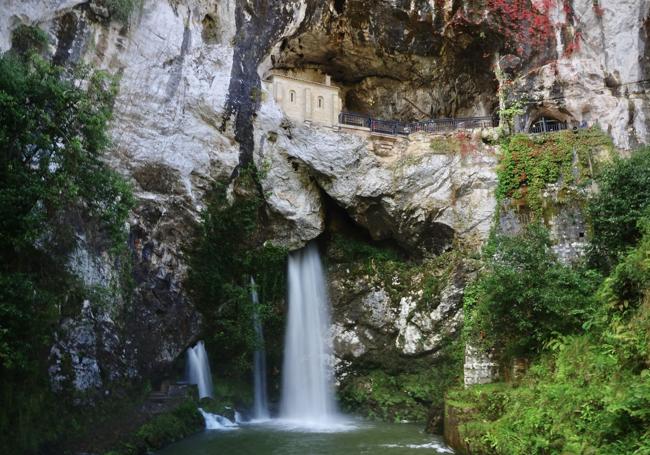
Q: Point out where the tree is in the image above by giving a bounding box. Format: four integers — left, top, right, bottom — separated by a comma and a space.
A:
464, 224, 600, 358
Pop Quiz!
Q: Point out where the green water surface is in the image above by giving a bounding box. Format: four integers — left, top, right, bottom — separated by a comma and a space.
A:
156, 419, 453, 455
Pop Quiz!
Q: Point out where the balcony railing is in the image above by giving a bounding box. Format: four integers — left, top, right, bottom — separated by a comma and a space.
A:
338, 112, 499, 136
529, 118, 568, 134
338, 112, 371, 129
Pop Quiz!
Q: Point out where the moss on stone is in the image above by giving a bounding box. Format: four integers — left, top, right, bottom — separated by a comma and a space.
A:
328, 233, 464, 310
103, 400, 203, 455
496, 127, 613, 215
339, 341, 464, 424
430, 136, 462, 154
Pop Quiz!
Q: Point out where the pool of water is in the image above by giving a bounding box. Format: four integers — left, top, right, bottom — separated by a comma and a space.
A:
156, 418, 453, 455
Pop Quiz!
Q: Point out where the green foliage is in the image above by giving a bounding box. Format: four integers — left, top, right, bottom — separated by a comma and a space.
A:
133, 401, 202, 451
329, 233, 401, 264
101, 0, 141, 23
340, 342, 464, 423
497, 127, 612, 214
497, 100, 524, 135
452, 321, 650, 454
454, 217, 650, 455
105, 400, 203, 455
464, 224, 601, 358
10, 25, 49, 56
0, 40, 133, 453
597, 217, 650, 313
186, 169, 287, 380
588, 147, 650, 271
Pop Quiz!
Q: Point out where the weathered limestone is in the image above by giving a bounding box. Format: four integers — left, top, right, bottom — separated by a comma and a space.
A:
515, 0, 650, 149
3, 0, 650, 402
329, 257, 472, 366
256, 96, 499, 252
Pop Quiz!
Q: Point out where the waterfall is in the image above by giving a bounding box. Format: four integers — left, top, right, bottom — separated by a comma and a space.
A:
186, 341, 214, 399
280, 242, 338, 425
251, 277, 270, 420
199, 408, 238, 430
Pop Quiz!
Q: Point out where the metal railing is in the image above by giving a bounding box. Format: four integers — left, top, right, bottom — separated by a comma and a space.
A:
338, 112, 499, 136
529, 119, 568, 134
338, 112, 371, 129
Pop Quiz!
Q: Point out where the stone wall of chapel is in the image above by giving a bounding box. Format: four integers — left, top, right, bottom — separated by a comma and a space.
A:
267, 75, 342, 127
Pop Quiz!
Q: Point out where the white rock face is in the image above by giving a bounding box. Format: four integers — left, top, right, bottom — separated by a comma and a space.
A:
331, 323, 367, 358
360, 289, 395, 331
0, 0, 87, 51
106, 0, 239, 199
393, 281, 465, 355
256, 94, 499, 251
254, 101, 325, 247
330, 262, 470, 362
520, 0, 650, 149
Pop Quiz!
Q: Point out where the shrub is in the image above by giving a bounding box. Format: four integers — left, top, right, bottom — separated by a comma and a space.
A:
10, 24, 48, 56
588, 147, 650, 271
101, 0, 141, 23
105, 401, 203, 455
455, 217, 650, 455
0, 36, 133, 453
133, 401, 202, 451
464, 224, 601, 358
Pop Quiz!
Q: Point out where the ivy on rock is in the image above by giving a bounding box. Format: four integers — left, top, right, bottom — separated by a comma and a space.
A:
496, 127, 613, 215
0, 30, 134, 454
185, 168, 287, 392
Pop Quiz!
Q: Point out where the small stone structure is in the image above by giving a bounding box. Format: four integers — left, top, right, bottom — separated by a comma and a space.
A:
463, 344, 499, 386
264, 72, 498, 136
264, 72, 342, 128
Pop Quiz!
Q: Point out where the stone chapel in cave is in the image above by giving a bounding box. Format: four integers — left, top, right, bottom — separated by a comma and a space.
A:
263, 72, 343, 128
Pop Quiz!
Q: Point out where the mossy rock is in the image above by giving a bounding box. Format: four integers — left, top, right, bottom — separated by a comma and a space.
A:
198, 397, 236, 421
496, 127, 614, 216
107, 400, 203, 455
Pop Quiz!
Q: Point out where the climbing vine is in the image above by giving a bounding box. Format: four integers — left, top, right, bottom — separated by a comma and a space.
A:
0, 27, 134, 454
448, 0, 555, 55
185, 168, 287, 384
486, 0, 555, 55
496, 128, 613, 214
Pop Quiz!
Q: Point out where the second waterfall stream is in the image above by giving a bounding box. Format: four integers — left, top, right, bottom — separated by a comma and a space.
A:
251, 277, 270, 420
280, 242, 340, 427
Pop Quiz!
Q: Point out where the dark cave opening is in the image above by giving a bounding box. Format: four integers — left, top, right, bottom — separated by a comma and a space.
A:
317, 190, 411, 262
267, 1, 499, 122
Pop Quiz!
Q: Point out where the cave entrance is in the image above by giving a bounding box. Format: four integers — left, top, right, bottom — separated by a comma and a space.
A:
529, 116, 568, 134
267, 2, 498, 123
318, 190, 410, 263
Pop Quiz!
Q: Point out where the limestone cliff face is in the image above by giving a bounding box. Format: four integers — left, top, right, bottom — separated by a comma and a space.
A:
2, 0, 649, 400
512, 0, 650, 149
254, 105, 499, 255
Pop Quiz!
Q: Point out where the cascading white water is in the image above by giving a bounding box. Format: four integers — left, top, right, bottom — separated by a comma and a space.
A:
199, 408, 238, 430
251, 277, 270, 420
186, 341, 214, 399
280, 242, 338, 425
